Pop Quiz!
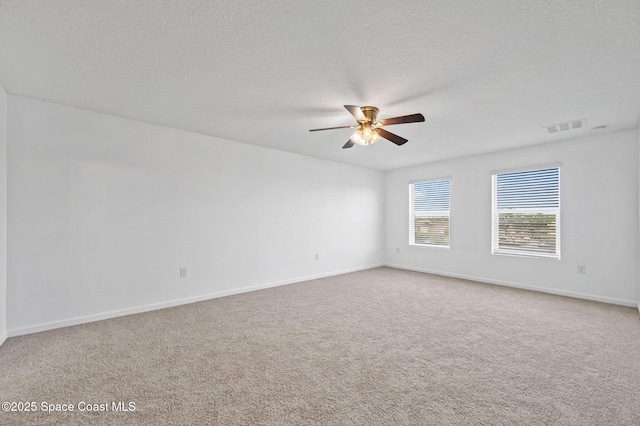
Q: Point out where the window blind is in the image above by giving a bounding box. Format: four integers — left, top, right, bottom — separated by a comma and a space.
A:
410, 179, 450, 247
492, 167, 560, 258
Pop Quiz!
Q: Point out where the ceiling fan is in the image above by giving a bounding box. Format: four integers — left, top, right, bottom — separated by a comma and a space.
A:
309, 105, 425, 149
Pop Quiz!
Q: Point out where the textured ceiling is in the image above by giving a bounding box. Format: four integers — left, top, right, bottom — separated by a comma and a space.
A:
0, 0, 639, 170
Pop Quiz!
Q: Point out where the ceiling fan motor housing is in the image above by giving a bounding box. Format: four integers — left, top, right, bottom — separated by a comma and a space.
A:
360, 106, 379, 123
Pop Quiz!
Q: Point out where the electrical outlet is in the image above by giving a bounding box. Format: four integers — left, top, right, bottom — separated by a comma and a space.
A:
180, 267, 188, 278
577, 265, 586, 274
396, 247, 400, 253
315, 253, 319, 260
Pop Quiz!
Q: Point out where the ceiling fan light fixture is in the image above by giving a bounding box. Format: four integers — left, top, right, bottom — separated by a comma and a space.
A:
351, 128, 382, 146
371, 129, 381, 143
352, 124, 381, 146
361, 125, 373, 139
356, 137, 371, 146
353, 131, 370, 146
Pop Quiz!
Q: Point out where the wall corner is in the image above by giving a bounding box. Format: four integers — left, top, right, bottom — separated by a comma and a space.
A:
0, 86, 6, 346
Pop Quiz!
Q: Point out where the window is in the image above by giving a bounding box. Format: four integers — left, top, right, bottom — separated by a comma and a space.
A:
409, 179, 450, 247
492, 167, 560, 258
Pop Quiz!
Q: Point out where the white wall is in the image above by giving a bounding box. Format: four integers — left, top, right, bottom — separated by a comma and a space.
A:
385, 129, 639, 306
7, 96, 384, 335
0, 86, 6, 345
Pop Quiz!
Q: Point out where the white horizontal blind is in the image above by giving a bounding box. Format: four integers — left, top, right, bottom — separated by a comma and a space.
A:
492, 167, 560, 258
410, 179, 450, 247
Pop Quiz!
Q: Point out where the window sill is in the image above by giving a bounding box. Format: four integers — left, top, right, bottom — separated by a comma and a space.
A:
492, 250, 559, 260
409, 244, 450, 250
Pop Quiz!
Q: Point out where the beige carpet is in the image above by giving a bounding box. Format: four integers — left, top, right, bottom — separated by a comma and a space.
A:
1, 267, 639, 425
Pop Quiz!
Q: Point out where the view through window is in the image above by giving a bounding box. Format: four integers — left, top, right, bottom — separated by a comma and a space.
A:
409, 179, 450, 247
491, 167, 560, 258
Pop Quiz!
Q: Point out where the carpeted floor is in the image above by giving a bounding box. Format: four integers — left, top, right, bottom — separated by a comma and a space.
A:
1, 267, 639, 425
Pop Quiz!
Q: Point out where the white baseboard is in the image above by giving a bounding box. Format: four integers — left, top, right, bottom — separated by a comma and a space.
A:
385, 263, 638, 308
0, 331, 6, 347
169, 263, 384, 308
7, 263, 384, 338
7, 301, 173, 337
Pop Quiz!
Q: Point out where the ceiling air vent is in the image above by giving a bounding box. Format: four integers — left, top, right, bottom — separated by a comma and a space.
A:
544, 118, 586, 134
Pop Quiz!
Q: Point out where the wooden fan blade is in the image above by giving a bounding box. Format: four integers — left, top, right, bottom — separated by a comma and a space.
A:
342, 139, 355, 149
344, 105, 366, 122
377, 128, 408, 146
309, 125, 356, 132
378, 113, 425, 126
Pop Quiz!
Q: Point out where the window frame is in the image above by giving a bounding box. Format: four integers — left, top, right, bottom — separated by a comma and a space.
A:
409, 178, 451, 249
491, 165, 561, 259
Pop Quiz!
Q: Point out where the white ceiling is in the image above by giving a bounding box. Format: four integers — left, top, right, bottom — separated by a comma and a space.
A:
0, 0, 638, 171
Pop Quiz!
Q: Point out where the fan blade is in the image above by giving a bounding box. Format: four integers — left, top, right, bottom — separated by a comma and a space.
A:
309, 125, 356, 132
344, 105, 366, 122
378, 113, 425, 126
342, 139, 355, 149
377, 128, 408, 146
